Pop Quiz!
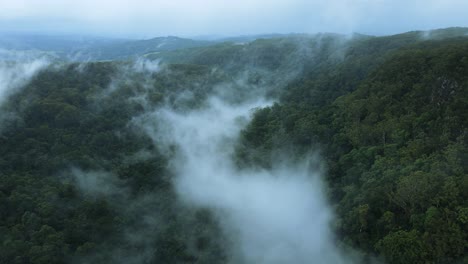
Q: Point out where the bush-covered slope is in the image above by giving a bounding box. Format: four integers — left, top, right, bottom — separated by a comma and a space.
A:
237, 37, 468, 263
0, 62, 230, 264
0, 29, 467, 263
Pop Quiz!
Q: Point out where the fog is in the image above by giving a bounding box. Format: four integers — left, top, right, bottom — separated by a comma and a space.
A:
134, 95, 352, 263
0, 53, 50, 130
1, 0, 467, 37
0, 35, 365, 262
69, 168, 126, 198
57, 43, 360, 262
0, 0, 465, 262
0, 56, 49, 107
67, 167, 167, 264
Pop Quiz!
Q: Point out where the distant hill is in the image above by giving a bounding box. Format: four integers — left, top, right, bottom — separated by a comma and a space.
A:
0, 34, 214, 60
78, 36, 215, 60
0, 34, 126, 58
1, 27, 467, 61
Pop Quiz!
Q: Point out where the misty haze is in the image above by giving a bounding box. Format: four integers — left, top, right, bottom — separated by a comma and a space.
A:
0, 1, 467, 264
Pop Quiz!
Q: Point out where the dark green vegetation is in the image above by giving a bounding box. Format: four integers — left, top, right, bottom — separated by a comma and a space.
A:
1, 28, 467, 263
0, 63, 230, 263
237, 34, 468, 263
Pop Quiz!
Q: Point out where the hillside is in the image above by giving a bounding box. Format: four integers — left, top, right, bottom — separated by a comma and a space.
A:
0, 34, 214, 61
80, 36, 215, 60
0, 28, 467, 263
237, 37, 468, 263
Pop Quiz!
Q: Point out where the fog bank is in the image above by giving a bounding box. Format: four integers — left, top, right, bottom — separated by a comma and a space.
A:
137, 96, 350, 263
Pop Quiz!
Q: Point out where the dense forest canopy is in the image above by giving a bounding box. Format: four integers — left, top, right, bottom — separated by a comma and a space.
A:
0, 28, 467, 264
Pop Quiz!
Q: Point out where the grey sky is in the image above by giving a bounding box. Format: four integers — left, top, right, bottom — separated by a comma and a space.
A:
0, 0, 467, 38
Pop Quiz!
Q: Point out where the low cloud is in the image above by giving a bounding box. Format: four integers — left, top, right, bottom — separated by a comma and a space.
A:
136, 96, 352, 263
0, 55, 49, 106
68, 168, 127, 198
1, 0, 467, 37
0, 54, 50, 128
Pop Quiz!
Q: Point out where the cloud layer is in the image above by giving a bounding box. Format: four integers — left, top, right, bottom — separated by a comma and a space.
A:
0, 0, 467, 37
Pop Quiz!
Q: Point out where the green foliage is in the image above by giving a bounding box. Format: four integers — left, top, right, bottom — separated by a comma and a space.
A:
0, 61, 228, 263
237, 36, 468, 263
1, 29, 468, 263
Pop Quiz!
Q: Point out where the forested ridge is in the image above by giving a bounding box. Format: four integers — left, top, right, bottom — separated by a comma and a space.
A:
237, 37, 468, 263
0, 29, 467, 263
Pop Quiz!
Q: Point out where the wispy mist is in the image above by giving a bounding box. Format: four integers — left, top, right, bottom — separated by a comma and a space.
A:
0, 54, 50, 129
66, 167, 164, 264
135, 96, 351, 263
63, 40, 360, 262
69, 168, 126, 198
0, 56, 49, 106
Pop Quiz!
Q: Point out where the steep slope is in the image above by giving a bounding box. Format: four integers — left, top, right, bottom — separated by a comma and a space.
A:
0, 62, 230, 263
0, 28, 467, 264
237, 37, 468, 263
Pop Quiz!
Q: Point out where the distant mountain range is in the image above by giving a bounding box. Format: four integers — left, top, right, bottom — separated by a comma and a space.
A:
1, 27, 467, 61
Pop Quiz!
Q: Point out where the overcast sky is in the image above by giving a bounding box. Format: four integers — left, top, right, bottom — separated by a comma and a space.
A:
0, 0, 467, 38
